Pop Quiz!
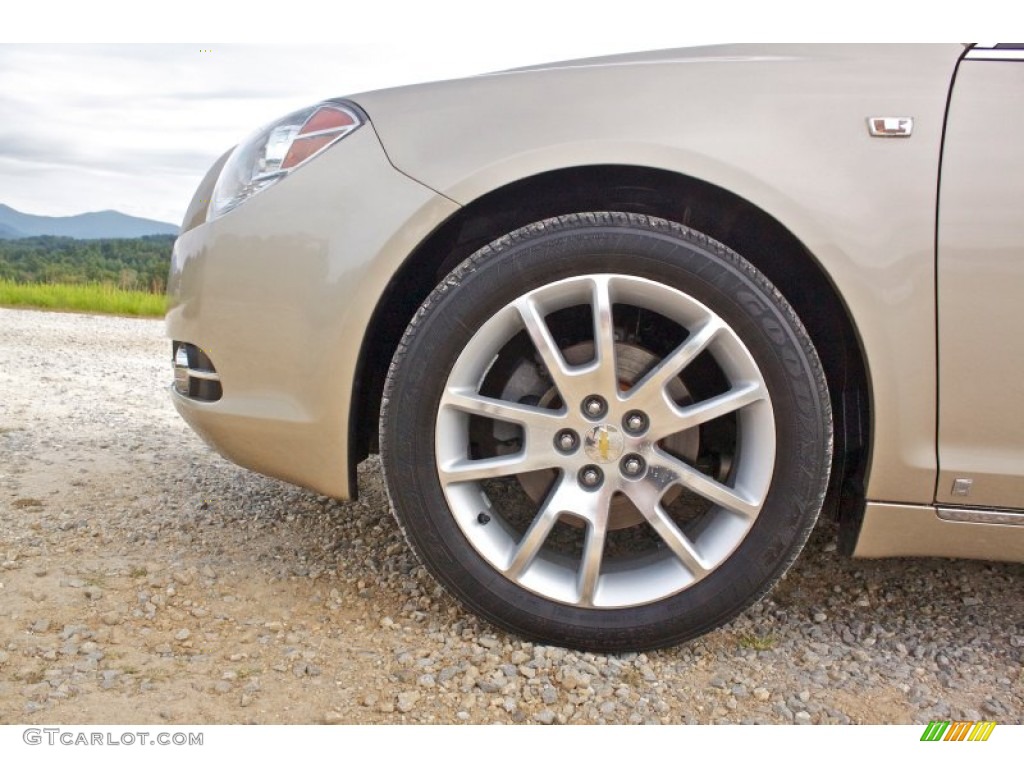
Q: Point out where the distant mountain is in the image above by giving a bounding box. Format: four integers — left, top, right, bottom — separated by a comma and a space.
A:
0, 204, 178, 240
0, 221, 23, 239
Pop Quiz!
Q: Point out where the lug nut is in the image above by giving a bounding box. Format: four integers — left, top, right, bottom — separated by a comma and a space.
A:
621, 454, 646, 479
624, 411, 648, 434
555, 429, 579, 453
578, 465, 604, 489
582, 396, 607, 419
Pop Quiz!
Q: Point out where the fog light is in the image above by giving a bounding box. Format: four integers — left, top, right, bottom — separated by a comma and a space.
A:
172, 342, 222, 401
173, 345, 190, 395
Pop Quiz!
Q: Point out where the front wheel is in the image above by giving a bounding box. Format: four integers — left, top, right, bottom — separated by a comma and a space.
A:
381, 212, 832, 652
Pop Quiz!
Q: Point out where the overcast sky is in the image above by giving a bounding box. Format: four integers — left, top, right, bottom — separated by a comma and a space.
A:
1, 2, 990, 226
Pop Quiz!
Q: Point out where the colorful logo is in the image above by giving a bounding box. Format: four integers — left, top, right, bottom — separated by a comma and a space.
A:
920, 721, 996, 742
583, 424, 623, 464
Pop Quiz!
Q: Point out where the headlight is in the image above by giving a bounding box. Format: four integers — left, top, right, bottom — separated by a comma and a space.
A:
209, 100, 364, 220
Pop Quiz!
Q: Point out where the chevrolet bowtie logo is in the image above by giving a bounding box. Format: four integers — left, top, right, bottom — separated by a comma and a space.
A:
584, 424, 623, 464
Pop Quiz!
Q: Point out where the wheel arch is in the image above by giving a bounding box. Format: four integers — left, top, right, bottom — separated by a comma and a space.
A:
350, 164, 871, 539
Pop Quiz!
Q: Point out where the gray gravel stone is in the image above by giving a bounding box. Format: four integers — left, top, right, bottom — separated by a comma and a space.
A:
22, 683, 50, 701
397, 691, 420, 713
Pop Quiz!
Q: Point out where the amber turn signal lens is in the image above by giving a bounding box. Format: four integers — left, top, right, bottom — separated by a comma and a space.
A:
299, 106, 357, 136
282, 134, 337, 169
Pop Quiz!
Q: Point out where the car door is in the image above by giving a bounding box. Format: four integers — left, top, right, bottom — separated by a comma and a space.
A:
937, 44, 1024, 510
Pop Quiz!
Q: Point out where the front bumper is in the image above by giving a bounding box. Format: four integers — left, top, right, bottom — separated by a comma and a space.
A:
166, 125, 459, 498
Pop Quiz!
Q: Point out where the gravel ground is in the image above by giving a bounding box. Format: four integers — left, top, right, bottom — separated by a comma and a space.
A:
0, 307, 1021, 725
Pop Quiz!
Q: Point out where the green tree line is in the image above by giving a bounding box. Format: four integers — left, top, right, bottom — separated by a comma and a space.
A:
0, 235, 173, 294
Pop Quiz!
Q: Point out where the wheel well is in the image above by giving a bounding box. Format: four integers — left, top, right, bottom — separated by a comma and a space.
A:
350, 165, 869, 532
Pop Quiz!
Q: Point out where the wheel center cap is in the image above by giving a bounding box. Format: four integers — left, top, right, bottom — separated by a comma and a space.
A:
583, 424, 624, 464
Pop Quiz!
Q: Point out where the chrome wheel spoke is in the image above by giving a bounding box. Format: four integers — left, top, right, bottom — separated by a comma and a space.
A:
505, 476, 576, 578
638, 501, 709, 578
439, 451, 558, 483
653, 381, 766, 442
654, 450, 762, 518
576, 493, 611, 606
515, 295, 585, 405
590, 276, 620, 394
505, 510, 558, 580
619, 479, 709, 576
628, 317, 722, 403
442, 386, 564, 431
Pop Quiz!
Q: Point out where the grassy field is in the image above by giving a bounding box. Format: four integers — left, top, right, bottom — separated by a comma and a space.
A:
0, 280, 166, 317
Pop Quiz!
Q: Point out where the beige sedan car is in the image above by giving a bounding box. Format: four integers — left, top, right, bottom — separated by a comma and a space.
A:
167, 44, 1024, 651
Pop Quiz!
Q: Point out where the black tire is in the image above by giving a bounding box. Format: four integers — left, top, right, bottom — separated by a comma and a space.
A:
380, 212, 832, 652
